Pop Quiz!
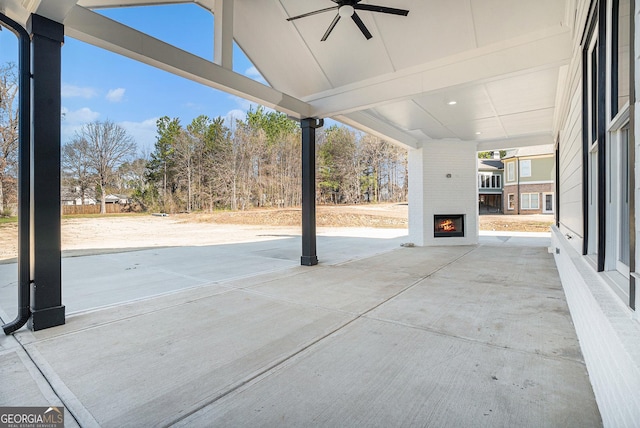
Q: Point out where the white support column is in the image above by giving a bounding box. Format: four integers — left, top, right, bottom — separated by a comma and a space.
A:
214, 0, 233, 69
408, 147, 426, 246
408, 141, 479, 246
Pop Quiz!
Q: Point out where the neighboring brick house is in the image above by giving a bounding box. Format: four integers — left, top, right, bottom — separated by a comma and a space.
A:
477, 153, 503, 214
501, 145, 555, 215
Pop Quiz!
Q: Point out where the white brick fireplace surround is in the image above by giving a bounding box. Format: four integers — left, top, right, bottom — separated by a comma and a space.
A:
408, 141, 479, 246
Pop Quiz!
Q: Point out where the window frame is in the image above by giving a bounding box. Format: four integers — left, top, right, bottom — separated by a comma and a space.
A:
506, 162, 515, 182
543, 192, 555, 213
520, 193, 540, 210
520, 159, 532, 177
478, 172, 501, 189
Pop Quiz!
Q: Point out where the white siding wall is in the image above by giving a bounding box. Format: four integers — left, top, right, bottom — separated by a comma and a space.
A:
556, 35, 586, 254
551, 1, 640, 426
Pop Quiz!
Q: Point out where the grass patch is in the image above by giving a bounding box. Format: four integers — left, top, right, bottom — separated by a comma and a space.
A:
0, 216, 17, 224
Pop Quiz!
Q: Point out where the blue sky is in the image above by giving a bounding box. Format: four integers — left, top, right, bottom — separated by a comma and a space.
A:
0, 3, 266, 154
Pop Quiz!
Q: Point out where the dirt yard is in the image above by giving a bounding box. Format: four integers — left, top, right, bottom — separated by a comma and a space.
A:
0, 204, 554, 261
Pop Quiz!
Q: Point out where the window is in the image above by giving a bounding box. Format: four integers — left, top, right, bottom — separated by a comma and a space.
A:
581, 1, 633, 307
618, 126, 630, 266
519, 160, 531, 177
543, 193, 554, 213
478, 173, 501, 189
612, 0, 630, 117
506, 162, 515, 182
507, 194, 515, 210
521, 193, 539, 210
583, 8, 601, 262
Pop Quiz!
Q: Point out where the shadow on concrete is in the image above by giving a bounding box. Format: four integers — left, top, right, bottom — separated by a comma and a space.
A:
0, 230, 601, 427
0, 231, 408, 319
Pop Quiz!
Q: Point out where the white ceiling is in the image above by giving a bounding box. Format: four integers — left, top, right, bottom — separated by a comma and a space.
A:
1, 0, 573, 150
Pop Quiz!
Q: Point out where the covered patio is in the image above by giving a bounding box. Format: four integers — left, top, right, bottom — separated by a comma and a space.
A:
0, 0, 638, 426
0, 231, 600, 427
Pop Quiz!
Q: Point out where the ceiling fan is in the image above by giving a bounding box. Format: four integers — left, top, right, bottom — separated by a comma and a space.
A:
286, 0, 409, 41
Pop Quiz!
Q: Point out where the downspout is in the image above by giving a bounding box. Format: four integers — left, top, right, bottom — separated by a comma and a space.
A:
629, 0, 636, 310
516, 156, 520, 215
1, 13, 31, 334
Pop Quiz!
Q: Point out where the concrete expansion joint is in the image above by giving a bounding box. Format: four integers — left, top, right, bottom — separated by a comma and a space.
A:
170, 245, 482, 425
4, 333, 90, 427
365, 314, 587, 364
239, 286, 356, 317
168, 314, 357, 426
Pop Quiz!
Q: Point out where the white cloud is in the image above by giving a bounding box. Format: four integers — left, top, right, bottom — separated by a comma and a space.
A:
62, 83, 98, 99
119, 118, 158, 151
223, 96, 284, 129
244, 66, 268, 86
62, 106, 100, 124
61, 106, 101, 143
229, 95, 260, 113
106, 88, 126, 102
224, 109, 246, 129
184, 101, 205, 110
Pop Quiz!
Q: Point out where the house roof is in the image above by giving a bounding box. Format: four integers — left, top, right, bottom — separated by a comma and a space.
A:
3, 0, 572, 151
477, 159, 503, 171
502, 144, 555, 160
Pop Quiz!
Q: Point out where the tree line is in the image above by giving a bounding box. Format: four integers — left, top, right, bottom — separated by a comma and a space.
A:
0, 62, 408, 216
62, 107, 408, 214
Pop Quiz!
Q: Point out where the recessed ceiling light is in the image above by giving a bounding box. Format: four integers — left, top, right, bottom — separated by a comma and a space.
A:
475, 131, 482, 135
447, 101, 457, 105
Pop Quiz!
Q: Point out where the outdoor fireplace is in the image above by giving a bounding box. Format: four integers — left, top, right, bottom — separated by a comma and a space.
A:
434, 214, 465, 238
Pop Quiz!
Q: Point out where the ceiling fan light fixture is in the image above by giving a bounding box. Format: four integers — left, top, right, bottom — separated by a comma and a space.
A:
286, 1, 409, 41
339, 5, 355, 18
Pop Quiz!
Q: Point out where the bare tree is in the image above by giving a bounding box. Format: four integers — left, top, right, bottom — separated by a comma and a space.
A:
0, 63, 18, 215
74, 120, 136, 213
173, 129, 196, 212
62, 138, 93, 205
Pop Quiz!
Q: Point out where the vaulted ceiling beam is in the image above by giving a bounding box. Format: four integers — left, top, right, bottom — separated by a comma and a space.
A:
63, 5, 312, 118
305, 27, 572, 118
213, 0, 233, 69
335, 111, 419, 149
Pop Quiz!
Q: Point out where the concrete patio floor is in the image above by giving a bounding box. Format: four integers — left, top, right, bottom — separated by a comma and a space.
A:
0, 230, 601, 427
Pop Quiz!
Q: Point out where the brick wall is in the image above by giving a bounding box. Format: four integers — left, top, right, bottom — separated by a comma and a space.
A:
503, 183, 554, 215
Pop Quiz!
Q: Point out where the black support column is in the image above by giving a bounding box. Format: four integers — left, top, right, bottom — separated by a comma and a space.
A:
596, 0, 607, 272
0, 13, 31, 335
27, 14, 65, 331
300, 118, 323, 266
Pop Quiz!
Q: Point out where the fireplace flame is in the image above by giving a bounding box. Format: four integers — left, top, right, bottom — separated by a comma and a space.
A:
438, 219, 456, 232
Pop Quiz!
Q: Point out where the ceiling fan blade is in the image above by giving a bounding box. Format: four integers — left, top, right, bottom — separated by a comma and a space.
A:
351, 12, 373, 40
321, 14, 341, 41
287, 6, 338, 21
354, 4, 410, 16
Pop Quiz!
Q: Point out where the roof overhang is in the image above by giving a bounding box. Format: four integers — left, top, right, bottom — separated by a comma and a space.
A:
1, 0, 573, 151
